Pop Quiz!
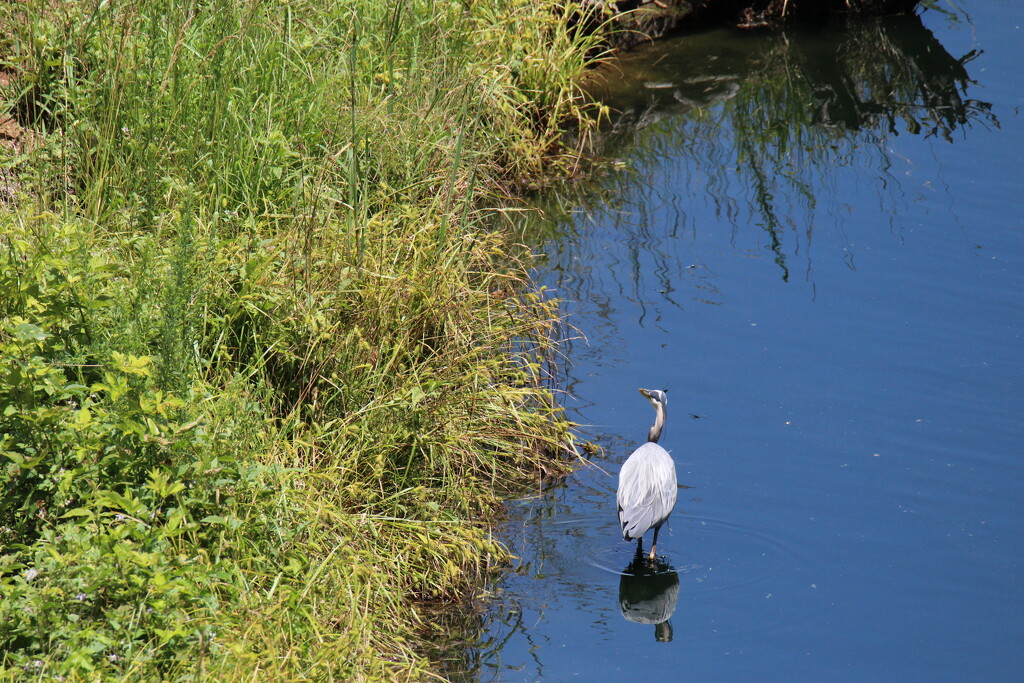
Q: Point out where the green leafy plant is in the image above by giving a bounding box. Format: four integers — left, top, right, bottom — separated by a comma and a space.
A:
0, 0, 592, 677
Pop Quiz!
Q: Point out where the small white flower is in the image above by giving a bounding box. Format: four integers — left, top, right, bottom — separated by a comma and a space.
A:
24, 568, 38, 581
75, 592, 87, 601
107, 653, 118, 663
115, 513, 127, 521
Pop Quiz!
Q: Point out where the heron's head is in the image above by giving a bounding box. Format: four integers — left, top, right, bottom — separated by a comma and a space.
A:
638, 388, 668, 407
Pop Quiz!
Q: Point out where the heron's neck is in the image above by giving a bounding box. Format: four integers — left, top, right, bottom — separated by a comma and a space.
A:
648, 403, 666, 443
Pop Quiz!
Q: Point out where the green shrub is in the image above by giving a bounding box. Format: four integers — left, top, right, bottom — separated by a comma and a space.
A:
0, 0, 592, 678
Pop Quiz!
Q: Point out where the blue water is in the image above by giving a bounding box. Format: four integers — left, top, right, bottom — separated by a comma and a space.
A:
479, 5, 1024, 681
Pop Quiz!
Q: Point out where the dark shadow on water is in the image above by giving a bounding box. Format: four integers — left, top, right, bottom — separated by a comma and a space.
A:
592, 14, 993, 143
520, 11, 996, 295
619, 554, 680, 643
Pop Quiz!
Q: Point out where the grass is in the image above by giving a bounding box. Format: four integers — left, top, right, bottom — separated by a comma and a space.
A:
0, 0, 609, 678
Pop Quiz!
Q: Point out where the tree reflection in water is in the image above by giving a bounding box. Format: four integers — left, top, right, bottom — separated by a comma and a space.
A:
523, 11, 995, 294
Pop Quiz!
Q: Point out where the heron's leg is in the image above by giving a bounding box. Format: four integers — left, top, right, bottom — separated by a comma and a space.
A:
634, 537, 644, 558
649, 526, 660, 561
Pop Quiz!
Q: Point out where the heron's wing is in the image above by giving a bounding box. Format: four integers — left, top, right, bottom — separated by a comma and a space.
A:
617, 443, 677, 541
618, 502, 655, 542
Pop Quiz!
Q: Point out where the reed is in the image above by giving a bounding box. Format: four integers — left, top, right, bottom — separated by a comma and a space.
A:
0, 0, 604, 678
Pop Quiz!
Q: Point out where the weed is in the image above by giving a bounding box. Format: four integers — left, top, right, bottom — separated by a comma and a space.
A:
0, 0, 595, 678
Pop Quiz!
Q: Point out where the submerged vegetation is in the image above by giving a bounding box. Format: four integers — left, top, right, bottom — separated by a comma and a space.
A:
0, 0, 607, 678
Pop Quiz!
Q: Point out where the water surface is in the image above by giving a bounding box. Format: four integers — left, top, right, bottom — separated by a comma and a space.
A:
480, 6, 1022, 681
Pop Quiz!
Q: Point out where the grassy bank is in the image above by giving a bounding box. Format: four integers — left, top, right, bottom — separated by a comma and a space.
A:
0, 0, 604, 678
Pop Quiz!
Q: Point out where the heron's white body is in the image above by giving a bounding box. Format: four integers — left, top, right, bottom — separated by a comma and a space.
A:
617, 441, 677, 541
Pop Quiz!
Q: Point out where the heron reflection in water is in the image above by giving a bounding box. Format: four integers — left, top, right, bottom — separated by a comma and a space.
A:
619, 554, 680, 642
617, 388, 677, 560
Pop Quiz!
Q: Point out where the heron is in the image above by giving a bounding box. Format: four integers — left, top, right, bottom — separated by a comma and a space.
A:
617, 388, 677, 561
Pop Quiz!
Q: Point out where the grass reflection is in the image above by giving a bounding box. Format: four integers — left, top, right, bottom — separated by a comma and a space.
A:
520, 12, 995, 287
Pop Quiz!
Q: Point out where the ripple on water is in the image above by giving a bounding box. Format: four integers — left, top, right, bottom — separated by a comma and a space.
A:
501, 494, 828, 643
579, 513, 823, 640
588, 514, 799, 587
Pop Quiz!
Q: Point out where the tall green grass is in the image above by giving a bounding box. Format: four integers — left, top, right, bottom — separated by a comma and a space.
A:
0, 0, 606, 678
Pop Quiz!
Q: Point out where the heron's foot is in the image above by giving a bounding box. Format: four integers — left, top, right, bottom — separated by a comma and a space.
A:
648, 545, 657, 562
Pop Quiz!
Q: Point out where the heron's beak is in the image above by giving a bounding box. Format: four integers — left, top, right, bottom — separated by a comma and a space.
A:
638, 388, 652, 399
